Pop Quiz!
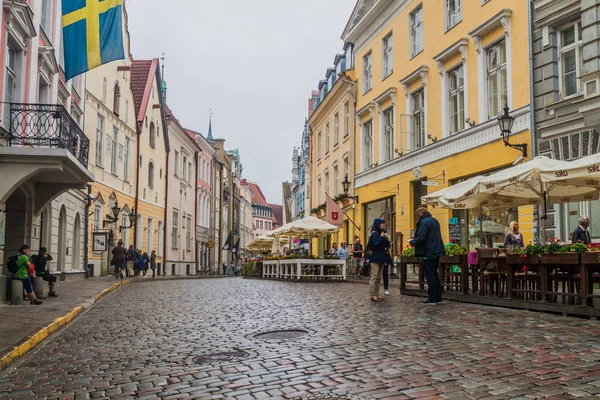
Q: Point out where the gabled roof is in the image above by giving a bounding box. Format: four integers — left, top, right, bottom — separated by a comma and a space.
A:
248, 181, 269, 207
130, 59, 154, 122
270, 203, 283, 227
341, 0, 377, 40
165, 105, 199, 151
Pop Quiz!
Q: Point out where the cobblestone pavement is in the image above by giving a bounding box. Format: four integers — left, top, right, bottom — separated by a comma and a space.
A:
2, 279, 600, 400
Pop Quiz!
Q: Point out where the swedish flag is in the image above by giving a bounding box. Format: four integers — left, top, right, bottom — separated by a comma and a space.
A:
62, 0, 125, 81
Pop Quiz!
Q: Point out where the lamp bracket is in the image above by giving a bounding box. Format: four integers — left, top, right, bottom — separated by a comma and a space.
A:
503, 141, 528, 158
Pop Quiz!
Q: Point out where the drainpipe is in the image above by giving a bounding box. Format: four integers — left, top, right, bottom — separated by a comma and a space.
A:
133, 124, 141, 252
194, 150, 199, 274
528, 0, 537, 158
163, 146, 169, 274
84, 184, 91, 278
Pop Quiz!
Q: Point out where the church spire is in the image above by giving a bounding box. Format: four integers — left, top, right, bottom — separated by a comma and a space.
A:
207, 110, 214, 142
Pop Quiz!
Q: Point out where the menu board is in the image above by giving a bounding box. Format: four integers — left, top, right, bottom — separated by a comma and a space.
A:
449, 223, 460, 243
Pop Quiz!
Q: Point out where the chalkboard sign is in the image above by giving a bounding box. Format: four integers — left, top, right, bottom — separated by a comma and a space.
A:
449, 224, 460, 242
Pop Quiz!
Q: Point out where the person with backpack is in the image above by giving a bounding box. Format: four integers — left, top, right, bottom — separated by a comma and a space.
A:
126, 245, 136, 277
368, 218, 388, 302
111, 240, 127, 279
31, 247, 57, 297
135, 252, 149, 277
409, 206, 445, 305
352, 236, 364, 279
8, 244, 43, 305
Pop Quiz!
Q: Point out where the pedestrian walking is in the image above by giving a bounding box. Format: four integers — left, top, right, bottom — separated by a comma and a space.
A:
367, 219, 388, 302
12, 245, 43, 305
126, 245, 136, 277
409, 206, 445, 305
352, 236, 364, 279
222, 262, 227, 276
31, 247, 58, 297
112, 240, 127, 279
230, 262, 235, 277
150, 250, 157, 278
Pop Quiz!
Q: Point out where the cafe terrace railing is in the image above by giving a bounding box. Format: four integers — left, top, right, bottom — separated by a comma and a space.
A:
263, 259, 347, 280
9, 103, 90, 167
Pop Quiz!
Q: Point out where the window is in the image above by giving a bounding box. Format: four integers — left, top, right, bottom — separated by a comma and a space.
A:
95, 116, 104, 166
334, 113, 339, 146
325, 123, 330, 154
4, 45, 19, 124
124, 99, 129, 123
41, 0, 51, 33
136, 214, 142, 249
113, 82, 120, 116
172, 211, 179, 249
446, 0, 462, 30
174, 151, 180, 176
102, 77, 107, 104
121, 213, 129, 247
157, 221, 163, 257
559, 22, 583, 98
333, 165, 339, 196
147, 218, 154, 253
411, 89, 426, 149
344, 102, 350, 137
183, 156, 188, 180
487, 40, 507, 118
343, 156, 349, 178
149, 122, 156, 149
325, 172, 330, 196
317, 178, 322, 205
124, 138, 130, 181
260, 221, 263, 230
148, 162, 154, 189
317, 132, 322, 160
111, 127, 118, 174
93, 204, 102, 231
363, 121, 373, 169
186, 216, 192, 250
382, 34, 393, 78
449, 65, 465, 134
188, 162, 192, 183
383, 108, 394, 162
410, 6, 424, 57
363, 52, 372, 93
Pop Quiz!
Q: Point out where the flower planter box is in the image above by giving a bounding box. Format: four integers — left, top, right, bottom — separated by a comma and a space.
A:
506, 254, 539, 265
541, 253, 580, 265
439, 255, 466, 264
581, 252, 600, 265
400, 256, 420, 264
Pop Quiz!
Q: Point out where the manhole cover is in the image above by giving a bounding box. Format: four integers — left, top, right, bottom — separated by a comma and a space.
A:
192, 350, 249, 364
254, 329, 309, 340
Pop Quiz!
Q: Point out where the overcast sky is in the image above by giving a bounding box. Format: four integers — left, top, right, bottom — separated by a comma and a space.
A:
125, 0, 356, 204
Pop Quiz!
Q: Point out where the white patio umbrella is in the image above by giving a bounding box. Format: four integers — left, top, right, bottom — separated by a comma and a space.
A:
421, 175, 484, 207
267, 216, 340, 238
247, 235, 288, 252
541, 152, 600, 188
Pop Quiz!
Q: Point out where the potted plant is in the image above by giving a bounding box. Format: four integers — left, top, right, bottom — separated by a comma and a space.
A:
541, 237, 580, 265
580, 242, 600, 264
439, 242, 468, 264
506, 241, 542, 265
400, 247, 419, 264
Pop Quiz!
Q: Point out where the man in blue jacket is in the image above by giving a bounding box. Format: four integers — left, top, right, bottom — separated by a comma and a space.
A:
409, 206, 445, 305
368, 218, 389, 302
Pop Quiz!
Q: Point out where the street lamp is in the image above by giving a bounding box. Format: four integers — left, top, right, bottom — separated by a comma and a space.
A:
498, 105, 527, 158
342, 173, 359, 203
119, 209, 137, 232
103, 200, 122, 226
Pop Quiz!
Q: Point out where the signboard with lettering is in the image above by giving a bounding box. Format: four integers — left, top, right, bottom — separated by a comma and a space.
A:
93, 232, 108, 252
449, 218, 460, 243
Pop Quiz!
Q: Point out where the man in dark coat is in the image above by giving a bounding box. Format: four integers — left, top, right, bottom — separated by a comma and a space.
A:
368, 218, 389, 302
572, 215, 591, 245
409, 206, 445, 305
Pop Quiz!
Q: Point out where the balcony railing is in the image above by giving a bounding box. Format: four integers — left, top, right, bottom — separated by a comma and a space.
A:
9, 103, 90, 166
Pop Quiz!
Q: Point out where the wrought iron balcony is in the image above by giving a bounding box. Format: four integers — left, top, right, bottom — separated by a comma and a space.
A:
9, 103, 90, 166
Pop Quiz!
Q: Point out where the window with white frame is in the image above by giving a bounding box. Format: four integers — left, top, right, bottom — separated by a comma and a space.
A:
363, 52, 372, 93
324, 171, 330, 197
343, 155, 349, 178
186, 216, 192, 250
325, 123, 330, 154
446, 0, 462, 30
136, 214, 142, 249
93, 204, 102, 231
411, 89, 426, 149
333, 165, 339, 196
449, 64, 465, 134
317, 132, 322, 160
149, 122, 156, 149
157, 220, 163, 256
111, 127, 118, 174
317, 178, 322, 205
148, 162, 154, 189
174, 151, 180, 176
183, 156, 188, 180
188, 161, 192, 183
383, 108, 394, 162
96, 116, 104, 166
121, 213, 129, 247
344, 102, 350, 137
363, 121, 373, 169
486, 40, 507, 118
172, 210, 179, 249
410, 6, 424, 57
124, 138, 130, 181
102, 77, 107, 104
382, 34, 393, 78
334, 113, 339, 146
41, 0, 52, 34
147, 217, 153, 252
4, 44, 21, 125
559, 21, 583, 98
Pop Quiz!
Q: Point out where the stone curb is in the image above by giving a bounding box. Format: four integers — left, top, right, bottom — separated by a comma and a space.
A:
0, 279, 131, 370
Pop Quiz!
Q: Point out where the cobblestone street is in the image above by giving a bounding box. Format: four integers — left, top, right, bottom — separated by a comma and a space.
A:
2, 278, 600, 399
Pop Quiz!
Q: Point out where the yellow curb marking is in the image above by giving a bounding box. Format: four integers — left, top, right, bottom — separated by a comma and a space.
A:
0, 279, 130, 370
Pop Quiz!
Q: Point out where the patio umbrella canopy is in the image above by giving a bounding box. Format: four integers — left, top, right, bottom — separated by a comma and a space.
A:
247, 235, 288, 252
421, 175, 484, 207
267, 216, 340, 238
430, 156, 599, 209
541, 152, 600, 188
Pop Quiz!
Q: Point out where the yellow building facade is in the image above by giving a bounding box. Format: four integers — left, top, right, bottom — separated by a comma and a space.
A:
343, 0, 534, 255
309, 49, 359, 255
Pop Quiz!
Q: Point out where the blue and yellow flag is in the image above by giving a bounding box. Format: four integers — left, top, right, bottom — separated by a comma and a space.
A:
62, 0, 125, 81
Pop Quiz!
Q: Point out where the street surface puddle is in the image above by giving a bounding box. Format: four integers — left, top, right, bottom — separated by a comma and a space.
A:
254, 329, 309, 340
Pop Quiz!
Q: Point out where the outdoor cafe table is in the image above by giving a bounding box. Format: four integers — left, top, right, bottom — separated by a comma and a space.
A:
540, 253, 580, 304
505, 254, 541, 301
399, 256, 423, 291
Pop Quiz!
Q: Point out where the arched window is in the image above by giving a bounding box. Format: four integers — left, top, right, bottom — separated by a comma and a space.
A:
113, 82, 121, 116
148, 161, 154, 189
149, 122, 156, 149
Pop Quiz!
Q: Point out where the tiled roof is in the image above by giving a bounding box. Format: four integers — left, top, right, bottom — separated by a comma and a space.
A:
270, 203, 283, 227
130, 59, 157, 122
248, 182, 269, 207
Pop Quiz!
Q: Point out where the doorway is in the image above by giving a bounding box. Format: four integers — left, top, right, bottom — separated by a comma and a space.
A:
57, 206, 67, 272
73, 213, 81, 270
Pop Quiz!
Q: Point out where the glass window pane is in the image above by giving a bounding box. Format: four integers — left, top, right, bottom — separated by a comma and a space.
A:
562, 26, 576, 47
488, 73, 499, 116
